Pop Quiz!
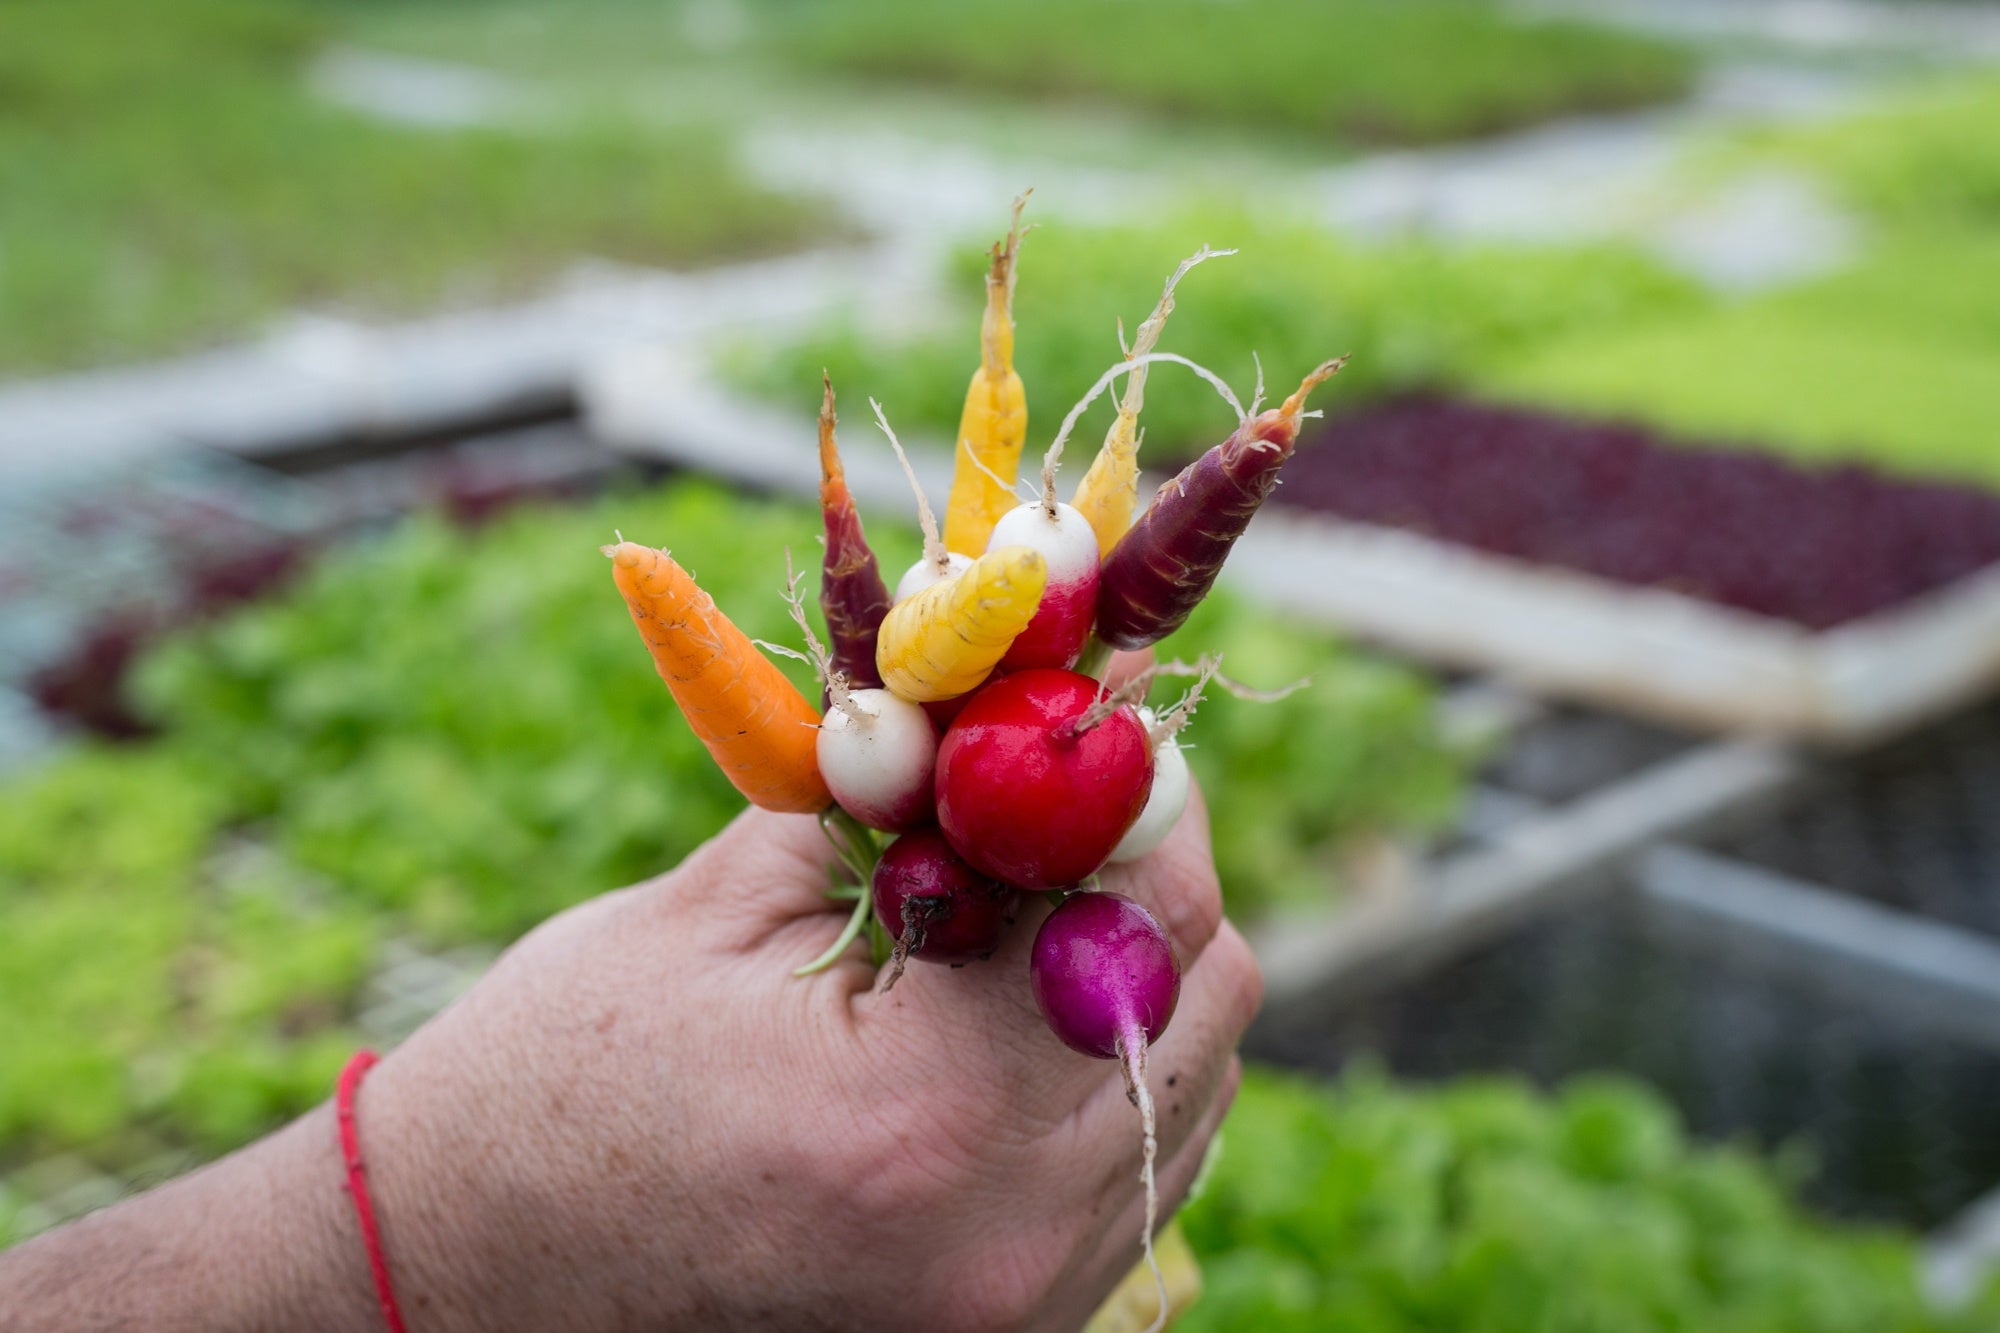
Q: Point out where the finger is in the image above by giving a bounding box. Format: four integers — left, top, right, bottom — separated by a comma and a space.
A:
857, 890, 1118, 1112
1103, 647, 1156, 695
1077, 919, 1261, 1168
642, 806, 866, 950
1095, 777, 1220, 968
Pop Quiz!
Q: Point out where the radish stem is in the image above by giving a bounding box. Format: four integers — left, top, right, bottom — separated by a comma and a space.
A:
793, 886, 874, 977
1074, 635, 1114, 682
796, 806, 883, 975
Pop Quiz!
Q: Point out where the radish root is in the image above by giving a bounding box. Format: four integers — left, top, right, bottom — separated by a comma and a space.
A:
1119, 1031, 1168, 1333
880, 895, 946, 993
1278, 356, 1349, 423
981, 190, 1031, 378
1042, 245, 1235, 514
1042, 353, 1246, 503
1147, 656, 1310, 705
756, 553, 854, 715
873, 399, 952, 580
1148, 655, 1221, 746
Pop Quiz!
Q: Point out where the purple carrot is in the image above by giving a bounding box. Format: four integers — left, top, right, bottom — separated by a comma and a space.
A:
1095, 359, 1346, 650
818, 376, 893, 689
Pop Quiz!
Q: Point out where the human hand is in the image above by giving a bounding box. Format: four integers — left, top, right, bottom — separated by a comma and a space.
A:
354, 778, 1259, 1332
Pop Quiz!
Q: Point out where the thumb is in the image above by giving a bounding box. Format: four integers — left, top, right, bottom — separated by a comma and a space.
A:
665, 805, 860, 948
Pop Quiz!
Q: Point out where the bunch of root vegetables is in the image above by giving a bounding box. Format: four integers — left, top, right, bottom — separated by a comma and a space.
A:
608, 197, 1340, 1329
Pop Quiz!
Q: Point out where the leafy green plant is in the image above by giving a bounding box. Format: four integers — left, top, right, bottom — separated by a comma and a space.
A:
0, 747, 373, 1160
1475, 240, 2000, 490
772, 0, 1695, 148
730, 213, 1706, 468
1746, 75, 2000, 234
1182, 1067, 2000, 1331
0, 479, 1464, 1175
0, 0, 826, 374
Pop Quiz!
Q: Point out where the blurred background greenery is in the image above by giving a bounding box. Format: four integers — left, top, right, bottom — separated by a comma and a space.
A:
6, 0, 2000, 1323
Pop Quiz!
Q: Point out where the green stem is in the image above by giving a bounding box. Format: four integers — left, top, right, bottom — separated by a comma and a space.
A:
1076, 634, 1114, 682
794, 806, 886, 977
793, 887, 873, 977
821, 805, 880, 883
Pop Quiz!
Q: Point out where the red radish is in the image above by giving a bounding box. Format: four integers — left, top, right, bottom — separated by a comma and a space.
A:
935, 669, 1153, 890
922, 693, 973, 732
987, 499, 1099, 670
1109, 710, 1188, 864
1097, 358, 1345, 650
872, 826, 1019, 989
1030, 890, 1182, 1331
816, 684, 938, 832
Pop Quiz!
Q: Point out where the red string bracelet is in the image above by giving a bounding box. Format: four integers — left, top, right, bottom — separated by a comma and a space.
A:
336, 1049, 410, 1333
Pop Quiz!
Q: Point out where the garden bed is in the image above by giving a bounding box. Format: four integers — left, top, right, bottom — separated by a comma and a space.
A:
1251, 885, 2000, 1230
1218, 397, 2000, 742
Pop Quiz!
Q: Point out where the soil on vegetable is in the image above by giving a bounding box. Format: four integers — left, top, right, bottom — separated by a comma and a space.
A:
1276, 397, 2000, 630
1251, 890, 2000, 1230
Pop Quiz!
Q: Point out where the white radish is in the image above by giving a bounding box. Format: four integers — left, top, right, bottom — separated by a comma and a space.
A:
762, 549, 939, 832
895, 550, 972, 603
987, 499, 1099, 669
817, 685, 938, 832
870, 398, 971, 603
1109, 708, 1188, 863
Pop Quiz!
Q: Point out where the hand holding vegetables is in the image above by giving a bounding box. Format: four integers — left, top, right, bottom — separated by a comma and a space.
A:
609, 202, 1334, 1329
0, 783, 1257, 1332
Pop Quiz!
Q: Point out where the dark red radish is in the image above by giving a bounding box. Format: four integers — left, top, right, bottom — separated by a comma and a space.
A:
1097, 358, 1345, 650
988, 499, 1100, 670
1030, 890, 1183, 1330
934, 669, 1154, 890
817, 377, 893, 690
871, 826, 1019, 989
922, 692, 974, 732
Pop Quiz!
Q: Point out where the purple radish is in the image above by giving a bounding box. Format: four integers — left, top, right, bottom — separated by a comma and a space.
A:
872, 827, 1019, 990
1096, 359, 1345, 650
817, 377, 893, 690
1031, 891, 1182, 1329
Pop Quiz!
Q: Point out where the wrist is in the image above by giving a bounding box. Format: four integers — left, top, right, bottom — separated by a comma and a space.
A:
339, 1043, 546, 1333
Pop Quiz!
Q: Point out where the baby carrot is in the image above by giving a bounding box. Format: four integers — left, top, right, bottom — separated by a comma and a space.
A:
1073, 246, 1228, 559
818, 376, 892, 689
942, 193, 1030, 556
607, 541, 831, 814
1096, 358, 1346, 651
876, 545, 1048, 703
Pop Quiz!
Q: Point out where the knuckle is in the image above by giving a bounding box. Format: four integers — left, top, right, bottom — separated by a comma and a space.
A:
1211, 923, 1265, 1032
1153, 853, 1223, 960
942, 1253, 1049, 1333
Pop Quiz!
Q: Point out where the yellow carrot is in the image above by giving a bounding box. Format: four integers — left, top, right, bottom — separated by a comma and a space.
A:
876, 545, 1047, 703
607, 541, 830, 814
942, 193, 1030, 556
1074, 246, 1228, 558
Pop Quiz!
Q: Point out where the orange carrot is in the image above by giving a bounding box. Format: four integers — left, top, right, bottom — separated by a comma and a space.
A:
607, 540, 831, 814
